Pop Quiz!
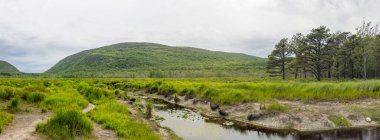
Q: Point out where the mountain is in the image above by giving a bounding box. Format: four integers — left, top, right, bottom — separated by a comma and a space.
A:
46, 42, 266, 77
0, 60, 20, 73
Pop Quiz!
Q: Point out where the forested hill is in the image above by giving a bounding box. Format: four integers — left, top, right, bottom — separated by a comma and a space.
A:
0, 60, 20, 73
46, 42, 266, 77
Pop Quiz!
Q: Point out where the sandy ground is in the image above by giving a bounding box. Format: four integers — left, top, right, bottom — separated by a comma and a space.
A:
131, 91, 380, 132
0, 108, 51, 140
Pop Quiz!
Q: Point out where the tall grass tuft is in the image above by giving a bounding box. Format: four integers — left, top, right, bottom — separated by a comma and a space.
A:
36, 109, 93, 139
7, 97, 21, 112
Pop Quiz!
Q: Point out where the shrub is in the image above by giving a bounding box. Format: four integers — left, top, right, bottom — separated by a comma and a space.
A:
36, 109, 93, 139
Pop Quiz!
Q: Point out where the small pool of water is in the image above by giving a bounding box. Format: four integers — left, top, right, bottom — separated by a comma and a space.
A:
154, 107, 380, 140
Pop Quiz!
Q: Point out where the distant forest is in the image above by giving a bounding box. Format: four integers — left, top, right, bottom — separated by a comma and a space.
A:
267, 20, 380, 80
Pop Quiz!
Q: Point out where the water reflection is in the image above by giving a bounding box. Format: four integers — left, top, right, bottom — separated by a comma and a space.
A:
154, 106, 380, 140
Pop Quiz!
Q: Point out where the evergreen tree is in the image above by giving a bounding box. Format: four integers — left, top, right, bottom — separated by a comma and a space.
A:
267, 38, 293, 80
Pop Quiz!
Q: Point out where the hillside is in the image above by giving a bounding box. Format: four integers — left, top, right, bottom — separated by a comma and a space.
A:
46, 42, 266, 77
0, 60, 19, 73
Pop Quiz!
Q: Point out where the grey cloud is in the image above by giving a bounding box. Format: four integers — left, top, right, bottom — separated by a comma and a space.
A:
0, 0, 379, 72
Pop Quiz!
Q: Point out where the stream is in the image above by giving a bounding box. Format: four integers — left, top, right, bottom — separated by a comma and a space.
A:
153, 105, 380, 140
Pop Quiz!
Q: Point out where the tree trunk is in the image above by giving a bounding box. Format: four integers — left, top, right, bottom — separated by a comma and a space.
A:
363, 55, 367, 79
303, 67, 307, 78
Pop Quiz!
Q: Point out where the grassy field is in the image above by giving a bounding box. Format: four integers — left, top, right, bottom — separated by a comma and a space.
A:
108, 78, 380, 104
1, 78, 380, 138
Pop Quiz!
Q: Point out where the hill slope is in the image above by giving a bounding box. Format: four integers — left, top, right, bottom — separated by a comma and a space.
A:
0, 60, 20, 73
46, 42, 266, 77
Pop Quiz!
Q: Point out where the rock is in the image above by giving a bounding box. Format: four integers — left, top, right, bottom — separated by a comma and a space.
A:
247, 114, 262, 121
223, 121, 234, 126
174, 96, 181, 104
219, 110, 229, 116
210, 103, 220, 111
366, 117, 372, 123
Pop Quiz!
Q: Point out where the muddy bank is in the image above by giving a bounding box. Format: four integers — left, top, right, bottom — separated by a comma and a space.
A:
129, 91, 380, 133
153, 104, 380, 140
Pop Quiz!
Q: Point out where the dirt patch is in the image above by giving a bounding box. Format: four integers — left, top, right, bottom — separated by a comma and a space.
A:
0, 108, 51, 140
82, 103, 96, 113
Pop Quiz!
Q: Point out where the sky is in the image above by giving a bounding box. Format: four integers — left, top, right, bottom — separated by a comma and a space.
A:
0, 0, 379, 73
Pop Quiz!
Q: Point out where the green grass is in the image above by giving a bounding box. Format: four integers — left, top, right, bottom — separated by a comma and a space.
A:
261, 102, 287, 112
36, 109, 93, 139
328, 115, 351, 127
0, 111, 13, 133
112, 78, 380, 105
88, 101, 161, 140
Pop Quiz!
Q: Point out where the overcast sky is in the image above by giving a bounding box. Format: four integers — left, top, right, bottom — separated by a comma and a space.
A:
0, 0, 379, 73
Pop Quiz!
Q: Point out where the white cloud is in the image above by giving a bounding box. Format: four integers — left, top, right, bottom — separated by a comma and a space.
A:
0, 0, 379, 72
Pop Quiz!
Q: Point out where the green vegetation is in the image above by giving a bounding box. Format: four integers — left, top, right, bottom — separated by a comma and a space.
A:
88, 101, 161, 140
7, 97, 21, 112
261, 102, 287, 112
0, 111, 13, 133
36, 109, 93, 139
328, 115, 351, 127
113, 78, 380, 104
1, 78, 380, 138
46, 42, 266, 78
0, 60, 19, 74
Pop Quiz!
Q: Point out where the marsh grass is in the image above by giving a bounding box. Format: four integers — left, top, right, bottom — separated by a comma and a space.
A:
0, 111, 13, 133
262, 102, 287, 112
88, 101, 161, 140
328, 115, 351, 127
115, 79, 380, 105
36, 109, 93, 139
7, 97, 21, 112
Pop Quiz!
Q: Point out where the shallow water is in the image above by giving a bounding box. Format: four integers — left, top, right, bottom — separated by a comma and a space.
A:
154, 107, 380, 140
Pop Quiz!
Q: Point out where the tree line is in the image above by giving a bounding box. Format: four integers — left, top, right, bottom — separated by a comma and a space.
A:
267, 21, 380, 80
